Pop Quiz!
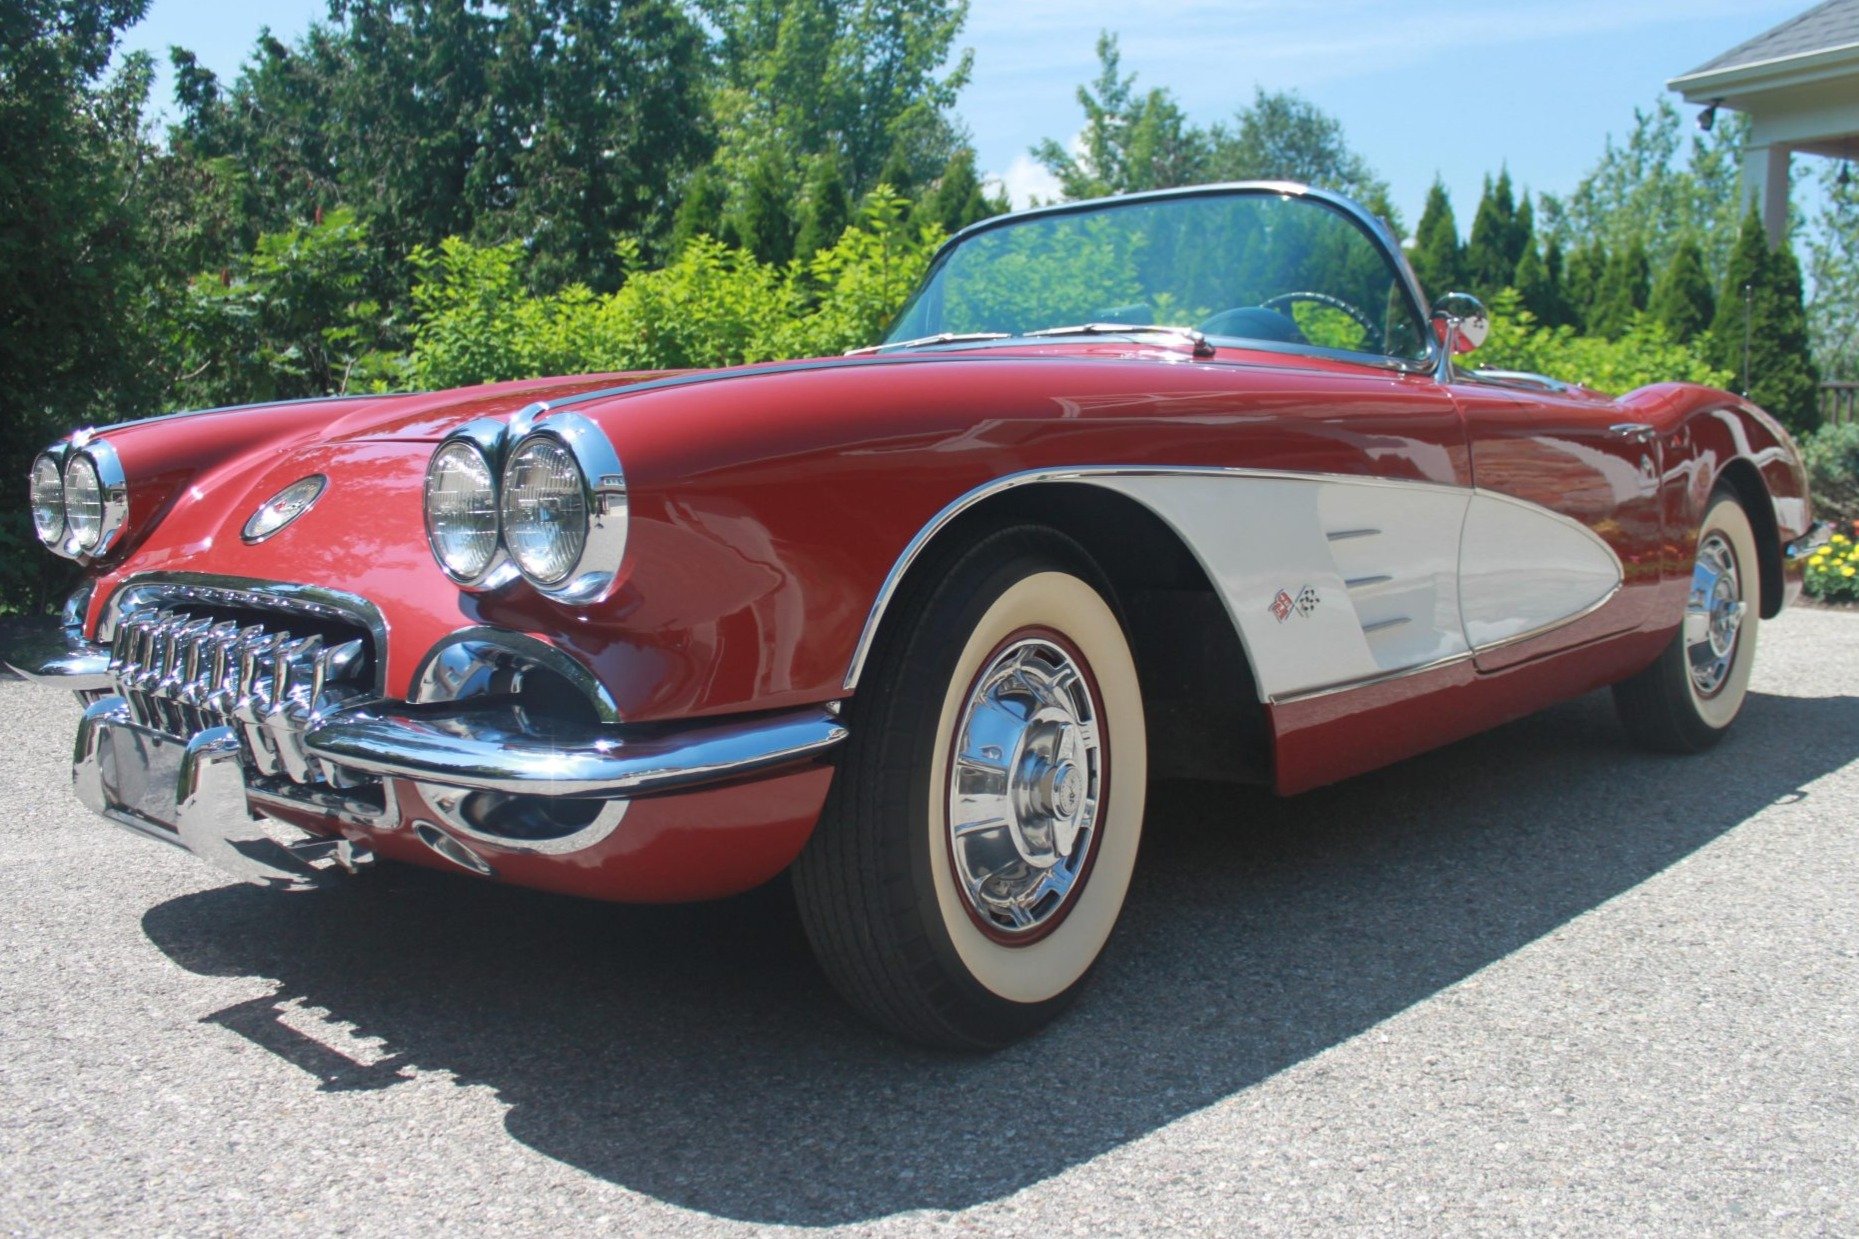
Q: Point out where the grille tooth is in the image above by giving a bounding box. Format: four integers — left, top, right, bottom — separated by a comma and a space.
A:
103, 603, 374, 793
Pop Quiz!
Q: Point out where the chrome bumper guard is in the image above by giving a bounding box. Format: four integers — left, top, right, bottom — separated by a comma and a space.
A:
73, 697, 373, 891
302, 703, 848, 798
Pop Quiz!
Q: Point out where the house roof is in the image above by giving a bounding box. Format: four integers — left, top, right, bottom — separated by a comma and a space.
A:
1675, 0, 1859, 85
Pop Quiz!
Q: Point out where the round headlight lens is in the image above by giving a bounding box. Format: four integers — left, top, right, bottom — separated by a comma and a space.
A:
30, 454, 65, 545
500, 435, 587, 587
425, 440, 500, 581
63, 454, 104, 552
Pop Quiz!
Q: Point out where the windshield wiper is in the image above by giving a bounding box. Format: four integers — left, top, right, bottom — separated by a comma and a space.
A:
846, 331, 1011, 355
1023, 322, 1216, 358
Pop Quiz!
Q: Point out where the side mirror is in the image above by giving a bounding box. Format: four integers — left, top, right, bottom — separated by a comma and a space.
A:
1431, 292, 1489, 356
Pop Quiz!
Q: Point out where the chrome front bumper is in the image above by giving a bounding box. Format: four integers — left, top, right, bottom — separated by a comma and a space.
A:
25, 628, 847, 884
302, 703, 847, 798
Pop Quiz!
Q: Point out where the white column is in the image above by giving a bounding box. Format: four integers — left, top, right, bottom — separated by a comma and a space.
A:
1742, 143, 1791, 245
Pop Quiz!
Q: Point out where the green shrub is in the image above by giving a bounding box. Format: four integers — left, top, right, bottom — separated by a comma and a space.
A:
1802, 421, 1859, 526
406, 191, 940, 390
1803, 527, 1859, 602
1476, 289, 1730, 394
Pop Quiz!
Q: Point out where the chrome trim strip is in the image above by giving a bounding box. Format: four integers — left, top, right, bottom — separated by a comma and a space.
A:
1345, 575, 1392, 588
98, 573, 389, 694
1360, 616, 1411, 633
303, 704, 847, 798
1268, 652, 1477, 706
1326, 528, 1380, 541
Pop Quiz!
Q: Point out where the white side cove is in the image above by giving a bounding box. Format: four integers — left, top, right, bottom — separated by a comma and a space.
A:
1088, 471, 1625, 702
1457, 491, 1624, 649
842, 467, 1627, 702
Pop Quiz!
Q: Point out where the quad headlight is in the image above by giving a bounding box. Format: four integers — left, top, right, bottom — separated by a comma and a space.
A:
425, 438, 502, 583
501, 435, 587, 587
29, 453, 65, 545
423, 411, 627, 602
63, 453, 105, 551
27, 438, 128, 559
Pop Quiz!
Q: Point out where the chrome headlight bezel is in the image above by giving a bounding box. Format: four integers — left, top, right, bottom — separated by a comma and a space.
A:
36, 436, 130, 561
424, 419, 515, 590
499, 412, 628, 604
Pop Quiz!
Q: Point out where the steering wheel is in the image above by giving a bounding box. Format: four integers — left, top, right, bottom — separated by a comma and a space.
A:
1257, 290, 1380, 342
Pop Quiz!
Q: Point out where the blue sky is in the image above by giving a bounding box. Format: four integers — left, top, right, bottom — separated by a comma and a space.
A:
116, 0, 1807, 233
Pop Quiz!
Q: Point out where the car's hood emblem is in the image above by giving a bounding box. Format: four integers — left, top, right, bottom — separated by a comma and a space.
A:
242, 475, 327, 543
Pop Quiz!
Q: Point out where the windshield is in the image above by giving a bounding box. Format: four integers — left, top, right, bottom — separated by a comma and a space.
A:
884, 190, 1430, 362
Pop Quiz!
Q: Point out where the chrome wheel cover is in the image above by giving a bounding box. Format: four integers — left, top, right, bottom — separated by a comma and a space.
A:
947, 635, 1104, 939
1686, 531, 1746, 698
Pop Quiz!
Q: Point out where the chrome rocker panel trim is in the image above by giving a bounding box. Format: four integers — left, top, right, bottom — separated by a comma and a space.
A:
304, 703, 848, 799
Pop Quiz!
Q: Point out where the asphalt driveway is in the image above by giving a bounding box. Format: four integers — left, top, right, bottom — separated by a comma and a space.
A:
2, 609, 1855, 1235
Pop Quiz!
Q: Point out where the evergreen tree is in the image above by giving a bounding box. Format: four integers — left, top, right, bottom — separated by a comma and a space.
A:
1513, 240, 1567, 326
1409, 178, 1461, 298
1563, 241, 1608, 333
1541, 237, 1574, 328
875, 144, 918, 199
1708, 207, 1820, 431
919, 148, 1000, 236
669, 163, 729, 256
794, 153, 850, 259
727, 155, 795, 266
1588, 242, 1651, 339
1648, 237, 1715, 343
1464, 170, 1525, 295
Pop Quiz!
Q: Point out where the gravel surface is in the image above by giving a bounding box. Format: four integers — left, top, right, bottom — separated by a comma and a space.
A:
2, 608, 1855, 1236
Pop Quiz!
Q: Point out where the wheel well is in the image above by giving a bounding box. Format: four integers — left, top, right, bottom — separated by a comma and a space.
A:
1715, 459, 1784, 619
879, 482, 1273, 785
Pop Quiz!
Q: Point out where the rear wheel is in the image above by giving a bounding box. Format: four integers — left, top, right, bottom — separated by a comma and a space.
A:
1614, 491, 1761, 752
793, 527, 1146, 1049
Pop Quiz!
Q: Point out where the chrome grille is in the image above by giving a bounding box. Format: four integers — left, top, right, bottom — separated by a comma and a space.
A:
109, 607, 373, 788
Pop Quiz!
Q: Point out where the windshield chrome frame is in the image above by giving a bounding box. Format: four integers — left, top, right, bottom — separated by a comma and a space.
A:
887, 181, 1441, 376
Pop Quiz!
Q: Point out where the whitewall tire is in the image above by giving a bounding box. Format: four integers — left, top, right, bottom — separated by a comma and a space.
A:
793, 527, 1146, 1049
1614, 491, 1761, 752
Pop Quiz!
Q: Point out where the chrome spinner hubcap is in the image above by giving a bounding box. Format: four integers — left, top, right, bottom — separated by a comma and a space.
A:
947, 637, 1103, 938
1686, 531, 1745, 697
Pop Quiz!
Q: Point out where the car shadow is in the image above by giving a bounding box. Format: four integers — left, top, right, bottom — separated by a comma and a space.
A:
140, 688, 1859, 1225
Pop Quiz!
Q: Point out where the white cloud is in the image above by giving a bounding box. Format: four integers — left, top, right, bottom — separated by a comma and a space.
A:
990, 153, 1066, 210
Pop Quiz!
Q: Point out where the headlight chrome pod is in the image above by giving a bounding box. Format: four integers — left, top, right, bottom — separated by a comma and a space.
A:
499, 412, 628, 604
424, 417, 518, 591
29, 436, 130, 560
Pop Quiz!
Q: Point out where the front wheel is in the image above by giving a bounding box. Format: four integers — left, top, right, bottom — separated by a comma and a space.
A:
1613, 491, 1761, 752
792, 527, 1146, 1049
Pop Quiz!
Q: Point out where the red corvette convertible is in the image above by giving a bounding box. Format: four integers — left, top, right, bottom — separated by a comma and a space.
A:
14, 183, 1830, 1047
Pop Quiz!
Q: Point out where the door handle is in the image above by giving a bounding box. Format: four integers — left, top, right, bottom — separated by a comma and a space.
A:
1609, 422, 1657, 444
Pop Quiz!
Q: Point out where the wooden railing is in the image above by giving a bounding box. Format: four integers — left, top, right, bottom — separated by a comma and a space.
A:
1821, 381, 1859, 425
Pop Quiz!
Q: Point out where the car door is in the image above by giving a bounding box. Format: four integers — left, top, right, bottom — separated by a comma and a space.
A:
1450, 375, 1663, 669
